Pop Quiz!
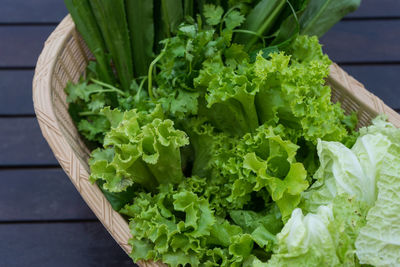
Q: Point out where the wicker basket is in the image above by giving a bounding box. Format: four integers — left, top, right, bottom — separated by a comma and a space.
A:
33, 15, 400, 266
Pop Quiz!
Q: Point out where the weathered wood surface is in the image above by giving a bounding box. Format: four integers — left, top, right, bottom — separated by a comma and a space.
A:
0, 118, 58, 166
0, 223, 134, 267
0, 26, 55, 67
0, 0, 398, 23
0, 0, 67, 23
0, 169, 95, 221
321, 20, 400, 63
0, 70, 35, 115
347, 0, 400, 18
0, 0, 398, 266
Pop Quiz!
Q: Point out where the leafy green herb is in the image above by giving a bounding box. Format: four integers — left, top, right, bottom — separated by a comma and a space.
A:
65, 77, 150, 144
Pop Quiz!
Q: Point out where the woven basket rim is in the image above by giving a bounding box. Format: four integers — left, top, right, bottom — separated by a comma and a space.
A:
33, 14, 400, 267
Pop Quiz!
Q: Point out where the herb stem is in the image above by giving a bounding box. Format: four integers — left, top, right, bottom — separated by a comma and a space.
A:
136, 76, 148, 102
286, 0, 298, 23
148, 40, 169, 100
90, 89, 124, 94
233, 30, 266, 47
91, 78, 128, 96
79, 111, 100, 116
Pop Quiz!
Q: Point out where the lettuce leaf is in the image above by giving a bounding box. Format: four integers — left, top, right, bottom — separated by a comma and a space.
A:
300, 117, 400, 267
182, 118, 231, 178
194, 35, 355, 142
302, 133, 390, 212
198, 123, 309, 220
229, 207, 283, 251
354, 117, 400, 266
355, 144, 400, 266
261, 195, 367, 267
89, 106, 189, 192
121, 178, 258, 267
242, 126, 309, 221
254, 36, 353, 145
267, 206, 340, 266
195, 52, 258, 135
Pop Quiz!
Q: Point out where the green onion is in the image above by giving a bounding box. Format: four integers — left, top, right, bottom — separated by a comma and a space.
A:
64, 0, 115, 84
125, 0, 155, 77
89, 0, 134, 91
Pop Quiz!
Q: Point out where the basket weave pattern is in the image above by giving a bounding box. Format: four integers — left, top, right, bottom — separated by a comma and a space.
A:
33, 15, 400, 266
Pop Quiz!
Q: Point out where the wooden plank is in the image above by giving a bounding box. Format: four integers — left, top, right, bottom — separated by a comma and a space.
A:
0, 0, 67, 23
0, 118, 58, 166
0, 222, 136, 267
0, 0, 398, 23
0, 169, 95, 221
0, 0, 397, 23
342, 65, 400, 110
0, 70, 34, 115
0, 26, 54, 67
321, 20, 400, 63
347, 0, 400, 18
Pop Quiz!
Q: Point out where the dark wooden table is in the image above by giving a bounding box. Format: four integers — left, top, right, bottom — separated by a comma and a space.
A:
0, 1, 399, 266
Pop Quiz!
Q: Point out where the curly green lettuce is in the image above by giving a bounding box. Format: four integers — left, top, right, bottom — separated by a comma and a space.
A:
89, 106, 189, 192
185, 121, 308, 221
239, 125, 308, 221
192, 35, 356, 144
195, 50, 257, 135
121, 178, 261, 267
254, 36, 354, 145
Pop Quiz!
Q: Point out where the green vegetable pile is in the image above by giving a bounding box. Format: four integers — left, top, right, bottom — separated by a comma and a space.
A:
63, 0, 400, 266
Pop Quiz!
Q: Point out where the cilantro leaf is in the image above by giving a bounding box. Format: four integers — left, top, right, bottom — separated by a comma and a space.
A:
224, 10, 245, 30
203, 4, 224, 26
